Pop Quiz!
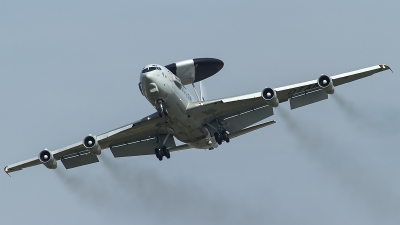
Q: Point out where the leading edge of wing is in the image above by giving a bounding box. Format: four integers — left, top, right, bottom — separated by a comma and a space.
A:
5, 157, 41, 175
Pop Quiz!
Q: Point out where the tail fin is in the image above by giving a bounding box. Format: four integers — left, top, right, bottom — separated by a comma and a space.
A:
200, 81, 207, 101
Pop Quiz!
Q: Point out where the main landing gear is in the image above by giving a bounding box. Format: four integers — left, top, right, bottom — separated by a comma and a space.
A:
214, 130, 230, 145
155, 146, 170, 161
157, 100, 168, 117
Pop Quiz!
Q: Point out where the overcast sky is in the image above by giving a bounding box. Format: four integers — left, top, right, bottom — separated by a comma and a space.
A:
1, 1, 400, 225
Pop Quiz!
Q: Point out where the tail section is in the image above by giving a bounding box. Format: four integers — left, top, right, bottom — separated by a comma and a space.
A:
200, 81, 207, 101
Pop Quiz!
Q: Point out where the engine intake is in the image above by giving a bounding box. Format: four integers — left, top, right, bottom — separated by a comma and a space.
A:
262, 87, 279, 107
317, 75, 334, 94
38, 149, 57, 169
83, 135, 102, 155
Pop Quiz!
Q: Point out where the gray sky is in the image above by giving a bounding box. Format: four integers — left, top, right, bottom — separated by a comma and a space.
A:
1, 1, 400, 224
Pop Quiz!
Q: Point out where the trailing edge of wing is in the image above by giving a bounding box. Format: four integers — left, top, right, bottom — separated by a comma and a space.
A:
230, 120, 276, 139
169, 144, 191, 152
166, 120, 276, 152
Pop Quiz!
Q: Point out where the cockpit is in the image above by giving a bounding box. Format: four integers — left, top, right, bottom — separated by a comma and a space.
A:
141, 66, 162, 73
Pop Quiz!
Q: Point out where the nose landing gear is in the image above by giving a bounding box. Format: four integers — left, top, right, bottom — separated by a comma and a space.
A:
157, 100, 168, 117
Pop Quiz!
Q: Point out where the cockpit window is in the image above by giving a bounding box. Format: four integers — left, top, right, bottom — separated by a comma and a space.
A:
141, 67, 157, 73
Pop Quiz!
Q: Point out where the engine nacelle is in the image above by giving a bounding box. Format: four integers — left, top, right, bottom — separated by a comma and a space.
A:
38, 149, 57, 169
317, 75, 335, 94
262, 87, 279, 107
83, 135, 102, 155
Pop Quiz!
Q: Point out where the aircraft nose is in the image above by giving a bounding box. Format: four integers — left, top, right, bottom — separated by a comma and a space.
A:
144, 72, 154, 82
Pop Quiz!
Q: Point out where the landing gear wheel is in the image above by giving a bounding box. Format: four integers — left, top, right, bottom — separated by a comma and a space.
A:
221, 130, 230, 143
162, 146, 170, 159
158, 108, 163, 117
157, 107, 168, 117
155, 148, 162, 160
214, 132, 222, 145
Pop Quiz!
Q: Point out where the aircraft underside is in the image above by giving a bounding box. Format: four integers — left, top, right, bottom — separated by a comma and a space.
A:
4, 58, 392, 173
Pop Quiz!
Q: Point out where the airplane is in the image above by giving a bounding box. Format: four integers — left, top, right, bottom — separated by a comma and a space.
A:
4, 58, 392, 175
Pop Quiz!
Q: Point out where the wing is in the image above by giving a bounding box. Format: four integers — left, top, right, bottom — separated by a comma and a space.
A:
187, 64, 392, 127
5, 112, 169, 174
275, 64, 392, 103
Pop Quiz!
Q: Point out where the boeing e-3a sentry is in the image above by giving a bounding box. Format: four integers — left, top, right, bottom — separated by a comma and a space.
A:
4, 58, 392, 174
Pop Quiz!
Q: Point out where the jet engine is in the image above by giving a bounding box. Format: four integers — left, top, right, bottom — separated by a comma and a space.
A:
83, 135, 102, 155
262, 87, 279, 107
38, 149, 57, 169
317, 75, 335, 94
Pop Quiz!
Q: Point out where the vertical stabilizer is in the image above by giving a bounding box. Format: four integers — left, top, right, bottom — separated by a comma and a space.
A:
200, 81, 207, 101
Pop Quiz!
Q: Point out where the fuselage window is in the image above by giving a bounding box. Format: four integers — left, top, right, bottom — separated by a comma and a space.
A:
141, 67, 157, 73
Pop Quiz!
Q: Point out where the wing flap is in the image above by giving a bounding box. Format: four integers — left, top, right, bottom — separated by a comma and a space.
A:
98, 112, 165, 148
289, 90, 328, 110
53, 142, 85, 160
230, 120, 276, 139
110, 135, 176, 158
110, 138, 158, 157
61, 152, 99, 169
187, 97, 267, 124
224, 105, 274, 134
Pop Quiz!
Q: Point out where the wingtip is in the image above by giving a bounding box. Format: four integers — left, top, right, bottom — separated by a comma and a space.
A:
380, 64, 393, 73
4, 166, 11, 177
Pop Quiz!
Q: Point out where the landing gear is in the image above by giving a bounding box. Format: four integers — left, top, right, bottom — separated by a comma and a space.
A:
155, 148, 163, 161
221, 130, 230, 143
155, 134, 172, 161
157, 100, 168, 117
214, 130, 229, 145
214, 132, 222, 145
162, 146, 170, 159
155, 146, 170, 161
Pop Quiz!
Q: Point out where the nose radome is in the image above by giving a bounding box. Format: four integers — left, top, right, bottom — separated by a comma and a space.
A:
145, 72, 154, 82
